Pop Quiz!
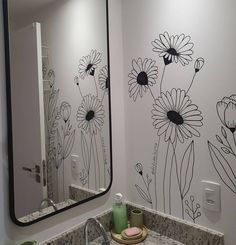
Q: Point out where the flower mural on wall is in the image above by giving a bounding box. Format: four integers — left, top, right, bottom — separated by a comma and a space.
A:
216, 95, 236, 134
151, 32, 194, 94
151, 32, 194, 66
185, 195, 201, 223
208, 95, 236, 195
128, 58, 158, 101
78, 49, 102, 78
74, 49, 110, 191
129, 31, 205, 222
77, 94, 105, 134
152, 89, 203, 143
99, 65, 110, 91
43, 66, 75, 202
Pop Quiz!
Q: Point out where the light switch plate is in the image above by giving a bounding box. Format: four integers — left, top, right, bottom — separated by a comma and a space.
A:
71, 154, 79, 175
201, 180, 221, 212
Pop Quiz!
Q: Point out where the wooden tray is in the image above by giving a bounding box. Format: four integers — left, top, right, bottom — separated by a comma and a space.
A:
111, 226, 148, 244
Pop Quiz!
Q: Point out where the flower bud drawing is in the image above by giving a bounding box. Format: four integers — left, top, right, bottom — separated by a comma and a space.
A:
60, 101, 71, 123
194, 57, 204, 73
135, 163, 143, 176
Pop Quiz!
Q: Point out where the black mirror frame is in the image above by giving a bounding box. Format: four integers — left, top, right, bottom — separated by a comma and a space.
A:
2, 0, 113, 226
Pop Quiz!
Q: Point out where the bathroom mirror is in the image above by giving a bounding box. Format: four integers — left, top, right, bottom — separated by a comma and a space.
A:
3, 0, 112, 226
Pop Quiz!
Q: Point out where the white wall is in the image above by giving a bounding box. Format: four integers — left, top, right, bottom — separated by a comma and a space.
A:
122, 0, 236, 245
0, 0, 127, 244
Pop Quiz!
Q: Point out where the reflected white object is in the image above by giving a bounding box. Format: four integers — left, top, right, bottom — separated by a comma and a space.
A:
71, 154, 80, 175
201, 180, 221, 212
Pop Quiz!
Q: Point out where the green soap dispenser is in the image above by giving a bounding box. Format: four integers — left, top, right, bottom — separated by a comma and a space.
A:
112, 193, 128, 234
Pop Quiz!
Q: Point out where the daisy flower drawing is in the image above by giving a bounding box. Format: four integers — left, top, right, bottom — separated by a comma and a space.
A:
99, 65, 110, 90
128, 58, 158, 101
151, 88, 203, 143
78, 50, 102, 79
152, 32, 194, 66
77, 94, 105, 134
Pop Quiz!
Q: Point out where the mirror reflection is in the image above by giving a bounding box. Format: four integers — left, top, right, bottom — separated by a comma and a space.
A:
8, 0, 111, 223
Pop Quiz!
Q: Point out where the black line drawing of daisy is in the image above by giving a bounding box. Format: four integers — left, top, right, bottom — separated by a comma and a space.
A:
76, 94, 105, 135
128, 58, 158, 101
99, 65, 110, 101
99, 65, 109, 90
152, 32, 194, 66
152, 32, 194, 94
78, 50, 102, 96
78, 50, 102, 78
151, 89, 202, 218
151, 88, 203, 143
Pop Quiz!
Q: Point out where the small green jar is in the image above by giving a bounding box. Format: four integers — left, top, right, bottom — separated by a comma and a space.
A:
20, 241, 38, 245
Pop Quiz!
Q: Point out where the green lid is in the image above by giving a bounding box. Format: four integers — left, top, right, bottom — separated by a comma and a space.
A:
20, 241, 38, 245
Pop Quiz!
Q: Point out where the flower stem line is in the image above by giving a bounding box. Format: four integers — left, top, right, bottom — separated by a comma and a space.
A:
148, 87, 156, 101
87, 135, 93, 189
99, 131, 107, 187
101, 90, 106, 103
141, 175, 153, 209
160, 65, 166, 95
154, 136, 160, 210
163, 140, 170, 213
233, 133, 236, 148
89, 126, 98, 190
169, 140, 177, 215
75, 77, 84, 99
93, 76, 98, 97
62, 121, 68, 201
186, 72, 196, 95
93, 134, 101, 188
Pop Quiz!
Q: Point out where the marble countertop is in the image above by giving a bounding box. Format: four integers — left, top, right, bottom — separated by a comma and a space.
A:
90, 230, 184, 245
18, 199, 76, 223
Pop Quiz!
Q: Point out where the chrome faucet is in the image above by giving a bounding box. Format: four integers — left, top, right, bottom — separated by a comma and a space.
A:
84, 218, 110, 245
39, 198, 58, 212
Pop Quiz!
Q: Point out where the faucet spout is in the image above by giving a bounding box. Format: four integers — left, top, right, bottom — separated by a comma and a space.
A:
84, 218, 110, 245
39, 198, 58, 212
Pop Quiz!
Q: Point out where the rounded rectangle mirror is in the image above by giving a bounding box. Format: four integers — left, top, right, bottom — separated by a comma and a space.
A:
3, 0, 112, 226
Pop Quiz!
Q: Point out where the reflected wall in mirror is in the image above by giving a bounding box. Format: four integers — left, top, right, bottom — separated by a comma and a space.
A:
4, 0, 112, 225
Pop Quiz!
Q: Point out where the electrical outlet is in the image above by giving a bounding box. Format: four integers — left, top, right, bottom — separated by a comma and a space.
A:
71, 154, 79, 175
201, 180, 221, 212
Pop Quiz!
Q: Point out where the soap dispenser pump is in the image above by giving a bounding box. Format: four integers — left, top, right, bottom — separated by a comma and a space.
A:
112, 193, 128, 234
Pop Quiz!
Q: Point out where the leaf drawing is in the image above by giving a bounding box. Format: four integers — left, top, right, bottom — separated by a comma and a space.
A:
180, 140, 195, 198
64, 129, 76, 159
49, 90, 59, 120
135, 184, 152, 204
208, 141, 236, 194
